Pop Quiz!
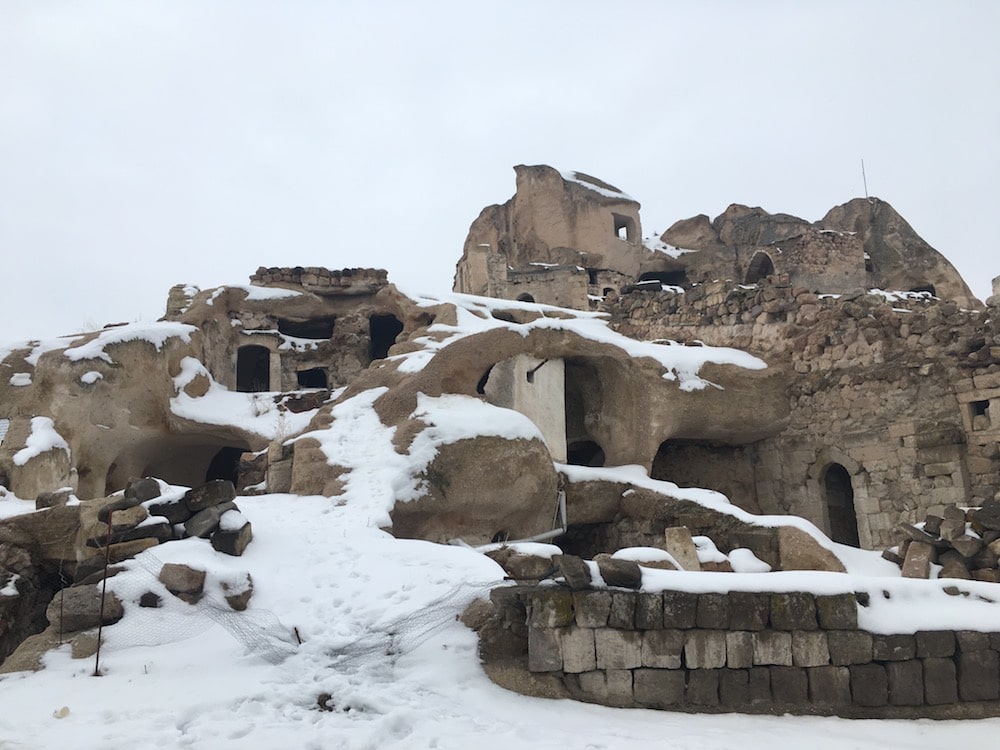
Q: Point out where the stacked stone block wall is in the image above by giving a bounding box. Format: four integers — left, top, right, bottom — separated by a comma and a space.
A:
498, 584, 1000, 718
605, 283, 1000, 547
250, 266, 389, 295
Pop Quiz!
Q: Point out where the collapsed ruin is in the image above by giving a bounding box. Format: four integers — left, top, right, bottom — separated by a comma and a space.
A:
2, 164, 1000, 717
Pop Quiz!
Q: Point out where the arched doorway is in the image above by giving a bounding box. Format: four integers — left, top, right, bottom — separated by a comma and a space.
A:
823, 463, 860, 546
745, 252, 775, 284
515, 292, 535, 303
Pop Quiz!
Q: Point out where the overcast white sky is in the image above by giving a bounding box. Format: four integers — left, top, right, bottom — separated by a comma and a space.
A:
2, 1, 998, 344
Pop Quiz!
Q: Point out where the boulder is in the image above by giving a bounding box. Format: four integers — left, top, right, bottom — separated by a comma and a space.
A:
556, 554, 593, 590
594, 554, 642, 589
184, 480, 237, 514
220, 573, 254, 611
46, 585, 123, 633
777, 527, 846, 573
158, 563, 206, 604
184, 501, 238, 538
485, 547, 557, 581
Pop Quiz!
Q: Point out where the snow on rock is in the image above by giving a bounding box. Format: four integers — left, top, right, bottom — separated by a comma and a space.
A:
80, 371, 103, 385
12, 416, 70, 466
8, 372, 31, 386
170, 357, 316, 441
389, 291, 765, 392
394, 393, 547, 503
63, 322, 197, 363
729, 547, 773, 573
643, 235, 697, 258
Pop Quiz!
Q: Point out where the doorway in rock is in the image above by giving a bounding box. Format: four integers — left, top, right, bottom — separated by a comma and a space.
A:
566, 440, 606, 467
745, 252, 775, 284
369, 314, 404, 361
637, 270, 687, 287
296, 368, 328, 389
205, 446, 244, 485
236, 345, 271, 392
104, 437, 251, 495
823, 463, 860, 546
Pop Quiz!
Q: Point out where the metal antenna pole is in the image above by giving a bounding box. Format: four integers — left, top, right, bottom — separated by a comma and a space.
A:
861, 159, 869, 199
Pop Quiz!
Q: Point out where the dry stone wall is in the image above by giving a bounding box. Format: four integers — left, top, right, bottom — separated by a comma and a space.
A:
488, 583, 1000, 718
606, 282, 1000, 548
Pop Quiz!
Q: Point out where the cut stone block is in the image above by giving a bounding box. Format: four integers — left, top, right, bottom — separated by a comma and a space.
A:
850, 663, 888, 706
684, 630, 727, 669
594, 555, 642, 590
752, 630, 792, 666
559, 627, 596, 673
595, 628, 642, 670
915, 630, 954, 658
527, 589, 574, 628
901, 541, 934, 578
633, 668, 685, 709
527, 627, 561, 672
923, 657, 958, 705
887, 660, 923, 706
770, 666, 808, 705
686, 669, 720, 706
607, 591, 635, 629
662, 590, 697, 629
159, 562, 206, 604
556, 555, 593, 590
573, 590, 611, 627
210, 512, 253, 556
769, 592, 817, 630
663, 526, 701, 571
828, 631, 873, 665
872, 634, 915, 661
808, 665, 851, 706
719, 669, 750, 706
726, 631, 753, 669
729, 591, 769, 631
634, 593, 663, 630
184, 479, 237, 513
958, 650, 1000, 701
815, 594, 858, 629
641, 629, 684, 669
792, 631, 830, 667
696, 593, 730, 629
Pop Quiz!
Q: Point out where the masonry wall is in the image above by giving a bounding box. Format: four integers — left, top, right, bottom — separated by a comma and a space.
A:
489, 584, 1000, 718
605, 282, 1000, 548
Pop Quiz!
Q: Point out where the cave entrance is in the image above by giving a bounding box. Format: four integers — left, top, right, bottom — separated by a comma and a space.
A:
277, 316, 336, 339
566, 440, 606, 467
823, 463, 860, 547
745, 252, 775, 284
296, 368, 329, 389
637, 270, 687, 287
236, 345, 271, 392
369, 314, 404, 361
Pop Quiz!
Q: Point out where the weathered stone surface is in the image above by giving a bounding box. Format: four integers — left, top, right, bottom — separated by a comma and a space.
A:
719, 669, 750, 706
578, 669, 634, 708
221, 573, 254, 611
777, 527, 845, 573
125, 477, 162, 502
752, 630, 792, 666
915, 630, 954, 658
684, 630, 727, 669
901, 541, 935, 578
955, 630, 990, 652
556, 555, 593, 591
850, 663, 888, 707
828, 631, 873, 665
559, 627, 595, 673
594, 555, 642, 590
662, 591, 698, 629
158, 563, 206, 604
808, 665, 851, 706
872, 634, 915, 661
608, 591, 636, 629
634, 593, 663, 630
527, 626, 561, 672
527, 589, 574, 628
729, 591, 769, 631
971, 498, 1000, 532
633, 668, 685, 708
641, 629, 684, 669
815, 594, 857, 630
769, 592, 817, 630
958, 650, 1000, 701
485, 547, 555, 581
139, 591, 162, 608
211, 516, 253, 556
146, 497, 192, 525
595, 628, 642, 670
46, 585, 123, 633
662, 526, 701, 571
686, 669, 720, 706
184, 501, 238, 538
770, 665, 808, 705
696, 593, 730, 629
726, 630, 753, 669
951, 535, 983, 558
572, 590, 610, 627
184, 479, 237, 514
887, 660, 924, 706
923, 657, 958, 705
791, 631, 830, 667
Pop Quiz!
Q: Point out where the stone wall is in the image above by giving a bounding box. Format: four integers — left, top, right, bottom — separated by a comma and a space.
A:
605, 282, 1000, 548
249, 266, 389, 296
487, 583, 1000, 718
